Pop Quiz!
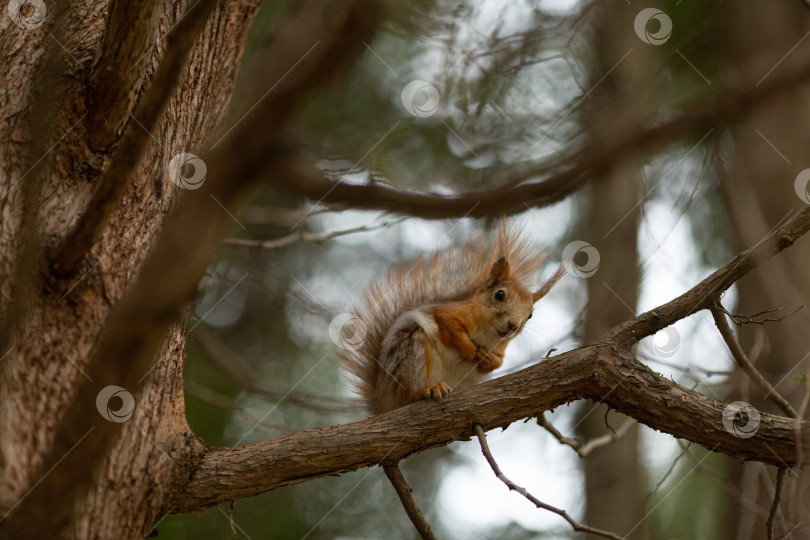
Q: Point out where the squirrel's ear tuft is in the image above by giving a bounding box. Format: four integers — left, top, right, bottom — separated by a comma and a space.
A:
487, 256, 511, 288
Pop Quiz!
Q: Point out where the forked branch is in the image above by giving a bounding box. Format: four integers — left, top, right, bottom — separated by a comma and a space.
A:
473, 425, 623, 540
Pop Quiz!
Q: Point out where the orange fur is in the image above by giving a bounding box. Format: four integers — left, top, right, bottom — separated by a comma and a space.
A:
338, 220, 554, 413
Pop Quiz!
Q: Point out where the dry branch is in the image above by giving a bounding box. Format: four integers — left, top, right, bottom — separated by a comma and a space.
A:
766, 467, 786, 540
382, 464, 437, 540
539, 413, 635, 458
710, 304, 799, 418
473, 425, 623, 540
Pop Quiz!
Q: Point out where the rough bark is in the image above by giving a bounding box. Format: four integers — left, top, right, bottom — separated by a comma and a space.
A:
0, 0, 262, 537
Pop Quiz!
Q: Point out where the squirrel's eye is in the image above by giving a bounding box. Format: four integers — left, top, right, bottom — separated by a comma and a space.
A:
494, 290, 505, 302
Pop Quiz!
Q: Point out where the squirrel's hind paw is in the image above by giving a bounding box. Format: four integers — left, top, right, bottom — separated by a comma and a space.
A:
418, 381, 452, 402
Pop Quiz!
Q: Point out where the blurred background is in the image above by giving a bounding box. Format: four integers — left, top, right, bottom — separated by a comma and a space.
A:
158, 0, 810, 538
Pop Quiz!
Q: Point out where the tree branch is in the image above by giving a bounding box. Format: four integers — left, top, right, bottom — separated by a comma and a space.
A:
51, 0, 218, 277
381, 464, 437, 540
84, 0, 162, 151
710, 303, 799, 418
473, 424, 623, 540
221, 218, 403, 250
169, 344, 810, 513
267, 55, 810, 219
168, 205, 810, 513
604, 205, 810, 346
766, 467, 786, 540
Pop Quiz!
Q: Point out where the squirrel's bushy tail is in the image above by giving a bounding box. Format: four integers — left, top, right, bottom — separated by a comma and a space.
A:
338, 221, 548, 411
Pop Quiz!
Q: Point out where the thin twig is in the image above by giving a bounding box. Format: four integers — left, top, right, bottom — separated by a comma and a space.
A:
221, 219, 403, 250
717, 304, 804, 326
643, 442, 692, 512
537, 413, 583, 456
381, 463, 437, 540
473, 425, 623, 540
710, 303, 799, 418
766, 467, 786, 540
538, 414, 634, 458
228, 501, 237, 538
639, 353, 733, 378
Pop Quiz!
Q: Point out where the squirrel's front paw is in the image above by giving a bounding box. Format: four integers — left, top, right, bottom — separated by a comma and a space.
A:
475, 347, 502, 373
418, 381, 452, 402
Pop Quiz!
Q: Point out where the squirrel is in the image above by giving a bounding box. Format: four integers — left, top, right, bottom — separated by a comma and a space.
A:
339, 221, 566, 415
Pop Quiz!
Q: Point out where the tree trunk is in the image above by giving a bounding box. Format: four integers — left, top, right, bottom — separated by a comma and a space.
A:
721, 2, 810, 539
0, 1, 261, 537
577, 2, 649, 538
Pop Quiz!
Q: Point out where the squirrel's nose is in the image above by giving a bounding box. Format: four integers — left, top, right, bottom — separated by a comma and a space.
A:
507, 321, 517, 332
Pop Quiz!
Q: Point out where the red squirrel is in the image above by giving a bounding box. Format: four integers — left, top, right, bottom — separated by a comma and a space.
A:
339, 222, 565, 414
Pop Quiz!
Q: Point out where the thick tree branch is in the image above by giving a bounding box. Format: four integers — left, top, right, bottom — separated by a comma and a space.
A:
382, 464, 437, 540
51, 0, 218, 277
85, 0, 162, 151
169, 345, 810, 513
